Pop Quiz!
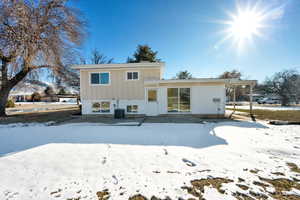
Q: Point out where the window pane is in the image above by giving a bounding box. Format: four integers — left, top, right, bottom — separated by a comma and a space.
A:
167, 88, 179, 112
100, 102, 110, 112
148, 90, 157, 102
179, 88, 190, 112
132, 105, 138, 112
127, 105, 138, 113
92, 102, 100, 112
133, 72, 138, 80
100, 73, 109, 84
91, 73, 99, 84
127, 105, 131, 112
127, 72, 132, 80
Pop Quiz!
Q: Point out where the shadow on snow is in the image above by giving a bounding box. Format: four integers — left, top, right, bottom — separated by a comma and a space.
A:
0, 121, 268, 157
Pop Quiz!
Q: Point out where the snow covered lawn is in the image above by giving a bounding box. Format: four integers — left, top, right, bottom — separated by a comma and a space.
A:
0, 121, 299, 200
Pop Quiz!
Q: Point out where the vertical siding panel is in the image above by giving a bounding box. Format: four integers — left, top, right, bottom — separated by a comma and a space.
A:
80, 67, 161, 100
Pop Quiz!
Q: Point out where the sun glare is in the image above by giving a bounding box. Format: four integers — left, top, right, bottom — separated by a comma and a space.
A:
215, 1, 284, 51
224, 6, 266, 50
229, 11, 263, 41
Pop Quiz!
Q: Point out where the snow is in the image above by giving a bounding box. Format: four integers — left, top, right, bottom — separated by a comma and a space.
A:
227, 105, 300, 110
0, 121, 299, 199
16, 102, 77, 105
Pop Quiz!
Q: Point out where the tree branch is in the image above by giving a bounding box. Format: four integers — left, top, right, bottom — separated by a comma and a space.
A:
30, 64, 54, 69
8, 67, 31, 89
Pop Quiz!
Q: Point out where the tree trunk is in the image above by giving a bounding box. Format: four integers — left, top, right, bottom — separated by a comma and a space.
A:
0, 60, 31, 117
281, 95, 289, 106
0, 59, 9, 117
0, 89, 10, 117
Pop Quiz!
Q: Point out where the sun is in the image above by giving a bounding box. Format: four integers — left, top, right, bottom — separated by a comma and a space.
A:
229, 10, 263, 41
225, 7, 266, 50
215, 2, 278, 51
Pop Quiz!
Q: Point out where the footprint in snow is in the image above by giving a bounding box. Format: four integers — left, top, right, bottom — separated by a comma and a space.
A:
163, 148, 168, 155
182, 158, 196, 167
102, 157, 107, 164
112, 175, 118, 185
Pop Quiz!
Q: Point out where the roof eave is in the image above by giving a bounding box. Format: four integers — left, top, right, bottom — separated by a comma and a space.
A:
71, 62, 165, 70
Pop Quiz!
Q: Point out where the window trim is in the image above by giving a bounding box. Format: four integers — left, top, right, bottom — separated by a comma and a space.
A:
125, 71, 139, 81
89, 72, 111, 86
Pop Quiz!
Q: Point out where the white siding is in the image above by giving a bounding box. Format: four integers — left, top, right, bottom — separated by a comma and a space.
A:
191, 85, 226, 115
82, 84, 226, 116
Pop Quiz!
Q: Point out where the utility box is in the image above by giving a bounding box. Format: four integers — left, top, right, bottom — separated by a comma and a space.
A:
114, 109, 125, 119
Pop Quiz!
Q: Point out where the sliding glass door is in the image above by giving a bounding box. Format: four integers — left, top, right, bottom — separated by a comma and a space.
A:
167, 88, 190, 112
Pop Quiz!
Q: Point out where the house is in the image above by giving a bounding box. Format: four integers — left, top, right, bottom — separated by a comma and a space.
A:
58, 94, 78, 103
72, 62, 256, 116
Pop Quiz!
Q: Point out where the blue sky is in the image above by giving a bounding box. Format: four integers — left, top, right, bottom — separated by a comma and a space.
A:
72, 0, 300, 83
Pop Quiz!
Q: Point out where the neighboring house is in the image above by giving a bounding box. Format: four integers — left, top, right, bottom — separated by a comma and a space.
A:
58, 94, 78, 103
73, 62, 255, 116
9, 83, 44, 102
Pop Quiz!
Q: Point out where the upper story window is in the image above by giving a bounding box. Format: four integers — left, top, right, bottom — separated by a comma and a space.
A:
126, 71, 139, 80
91, 72, 110, 85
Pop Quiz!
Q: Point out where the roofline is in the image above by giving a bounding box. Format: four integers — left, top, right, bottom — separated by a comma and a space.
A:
145, 78, 235, 84
227, 79, 257, 86
144, 78, 257, 85
72, 62, 165, 70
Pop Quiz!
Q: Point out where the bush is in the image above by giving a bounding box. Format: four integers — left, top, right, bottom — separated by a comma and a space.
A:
31, 92, 41, 102
6, 99, 15, 108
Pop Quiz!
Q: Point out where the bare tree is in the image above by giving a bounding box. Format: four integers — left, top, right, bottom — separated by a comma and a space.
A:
90, 49, 113, 64
218, 70, 245, 101
55, 49, 113, 90
0, 0, 85, 116
264, 69, 299, 106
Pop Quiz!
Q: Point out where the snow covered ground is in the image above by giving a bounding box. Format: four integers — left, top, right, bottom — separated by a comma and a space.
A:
0, 122, 299, 200
227, 105, 300, 111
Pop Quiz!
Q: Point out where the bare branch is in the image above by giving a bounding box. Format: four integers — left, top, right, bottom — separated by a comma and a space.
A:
0, 0, 86, 115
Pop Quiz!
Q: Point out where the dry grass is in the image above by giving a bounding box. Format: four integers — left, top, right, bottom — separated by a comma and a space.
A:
271, 172, 285, 176
236, 184, 249, 190
287, 162, 300, 173
181, 177, 234, 199
249, 169, 260, 174
96, 189, 110, 200
227, 108, 300, 121
0, 108, 79, 124
259, 177, 300, 192
233, 191, 255, 200
256, 177, 300, 200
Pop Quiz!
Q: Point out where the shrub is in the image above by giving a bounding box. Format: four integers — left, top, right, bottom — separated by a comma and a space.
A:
31, 92, 41, 102
6, 99, 15, 108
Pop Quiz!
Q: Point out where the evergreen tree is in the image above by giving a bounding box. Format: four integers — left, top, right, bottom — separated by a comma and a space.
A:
127, 45, 160, 63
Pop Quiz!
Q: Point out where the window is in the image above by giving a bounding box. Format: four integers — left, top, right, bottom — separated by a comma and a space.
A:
127, 72, 139, 80
100, 102, 110, 112
92, 102, 101, 112
92, 101, 110, 113
90, 72, 110, 85
167, 88, 190, 112
127, 105, 138, 113
148, 89, 157, 102
91, 73, 100, 84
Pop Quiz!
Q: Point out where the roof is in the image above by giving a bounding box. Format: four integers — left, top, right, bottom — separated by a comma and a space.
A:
145, 78, 256, 85
144, 78, 257, 85
72, 62, 165, 70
